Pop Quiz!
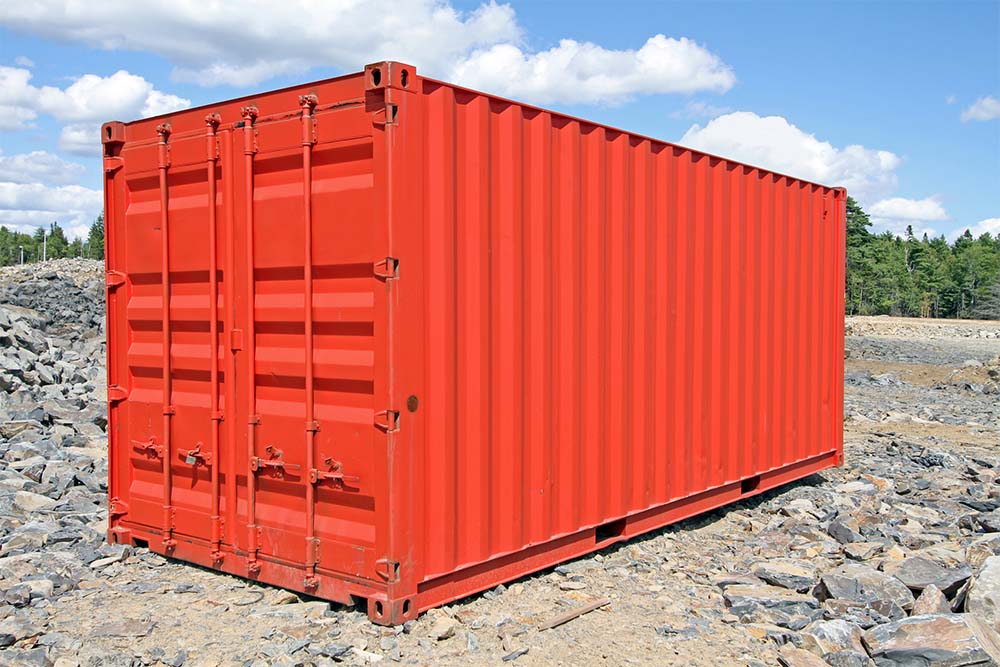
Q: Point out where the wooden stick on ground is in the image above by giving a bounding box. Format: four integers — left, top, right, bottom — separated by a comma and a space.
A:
538, 597, 611, 631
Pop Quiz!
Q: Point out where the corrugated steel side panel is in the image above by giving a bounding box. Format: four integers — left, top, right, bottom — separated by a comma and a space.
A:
411, 77, 845, 585
105, 62, 844, 625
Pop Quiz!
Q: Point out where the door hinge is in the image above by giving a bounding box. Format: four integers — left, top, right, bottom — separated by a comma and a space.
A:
108, 384, 129, 402
374, 409, 399, 434
375, 558, 400, 583
374, 257, 399, 281
372, 104, 399, 127
106, 270, 127, 289
109, 498, 130, 517
230, 328, 244, 351
104, 156, 124, 174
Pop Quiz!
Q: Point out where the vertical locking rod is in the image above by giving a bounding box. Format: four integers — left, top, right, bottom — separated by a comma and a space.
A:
156, 122, 176, 552
205, 113, 224, 562
241, 106, 261, 575
300, 94, 320, 589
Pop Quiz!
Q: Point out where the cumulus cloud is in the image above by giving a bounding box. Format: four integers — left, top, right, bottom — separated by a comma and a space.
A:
949, 217, 1000, 241
0, 104, 37, 130
869, 197, 948, 222
0, 149, 86, 185
0, 65, 190, 158
0, 181, 103, 238
0, 2, 735, 106
961, 96, 1000, 122
679, 111, 901, 204
58, 124, 99, 157
0, 1, 521, 87
451, 35, 735, 105
0, 66, 190, 126
14, 55, 34, 67
868, 196, 949, 237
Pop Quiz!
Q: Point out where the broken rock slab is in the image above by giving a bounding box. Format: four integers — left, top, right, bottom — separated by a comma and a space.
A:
911, 584, 953, 616
968, 535, 1000, 570
819, 563, 915, 610
822, 650, 870, 667
862, 614, 1000, 667
799, 619, 865, 656
777, 644, 829, 667
967, 555, 1000, 631
888, 556, 971, 597
753, 560, 818, 593
722, 583, 820, 618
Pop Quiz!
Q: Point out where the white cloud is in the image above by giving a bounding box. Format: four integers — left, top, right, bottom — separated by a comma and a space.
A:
0, 65, 37, 127
869, 197, 948, 221
679, 111, 901, 204
15, 68, 191, 123
58, 124, 99, 156
0, 104, 37, 130
0, 181, 103, 239
0, 65, 190, 160
0, 2, 734, 106
0, 65, 190, 131
0, 1, 521, 87
961, 96, 1000, 122
14, 55, 33, 67
945, 94, 956, 105
868, 196, 949, 237
451, 35, 735, 105
0, 149, 86, 185
0, 65, 186, 234
949, 217, 1000, 241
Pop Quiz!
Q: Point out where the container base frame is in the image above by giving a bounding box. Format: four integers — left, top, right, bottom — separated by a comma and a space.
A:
110, 448, 838, 626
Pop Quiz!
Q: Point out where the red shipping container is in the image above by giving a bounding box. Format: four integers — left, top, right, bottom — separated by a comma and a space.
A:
103, 61, 846, 625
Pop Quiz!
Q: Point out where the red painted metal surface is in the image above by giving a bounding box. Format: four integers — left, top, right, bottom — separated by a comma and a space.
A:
103, 61, 846, 625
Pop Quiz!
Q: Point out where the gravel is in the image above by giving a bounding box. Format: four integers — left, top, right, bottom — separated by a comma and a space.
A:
1, 261, 999, 666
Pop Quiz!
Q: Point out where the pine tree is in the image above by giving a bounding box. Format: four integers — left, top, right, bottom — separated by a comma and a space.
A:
86, 213, 105, 260
47, 222, 71, 259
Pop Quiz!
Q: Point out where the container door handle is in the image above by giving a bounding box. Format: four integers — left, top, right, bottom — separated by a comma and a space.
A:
309, 458, 360, 490
250, 445, 302, 478
179, 442, 212, 466
131, 437, 163, 459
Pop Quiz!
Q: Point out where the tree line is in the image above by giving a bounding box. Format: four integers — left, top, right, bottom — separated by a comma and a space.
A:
1, 203, 997, 320
0, 215, 104, 266
846, 197, 1000, 320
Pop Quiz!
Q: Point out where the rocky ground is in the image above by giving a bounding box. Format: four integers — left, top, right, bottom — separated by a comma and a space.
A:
2, 260, 1000, 667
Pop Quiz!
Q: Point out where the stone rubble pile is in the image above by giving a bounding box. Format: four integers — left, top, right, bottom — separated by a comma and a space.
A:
846, 316, 1000, 341
0, 261, 998, 666
702, 439, 1000, 667
0, 260, 116, 664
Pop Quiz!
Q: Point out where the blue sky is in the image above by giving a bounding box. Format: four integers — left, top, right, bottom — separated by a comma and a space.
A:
0, 0, 997, 239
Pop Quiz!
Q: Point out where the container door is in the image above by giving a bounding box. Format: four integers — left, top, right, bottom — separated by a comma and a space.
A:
233, 103, 386, 582
113, 128, 230, 550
